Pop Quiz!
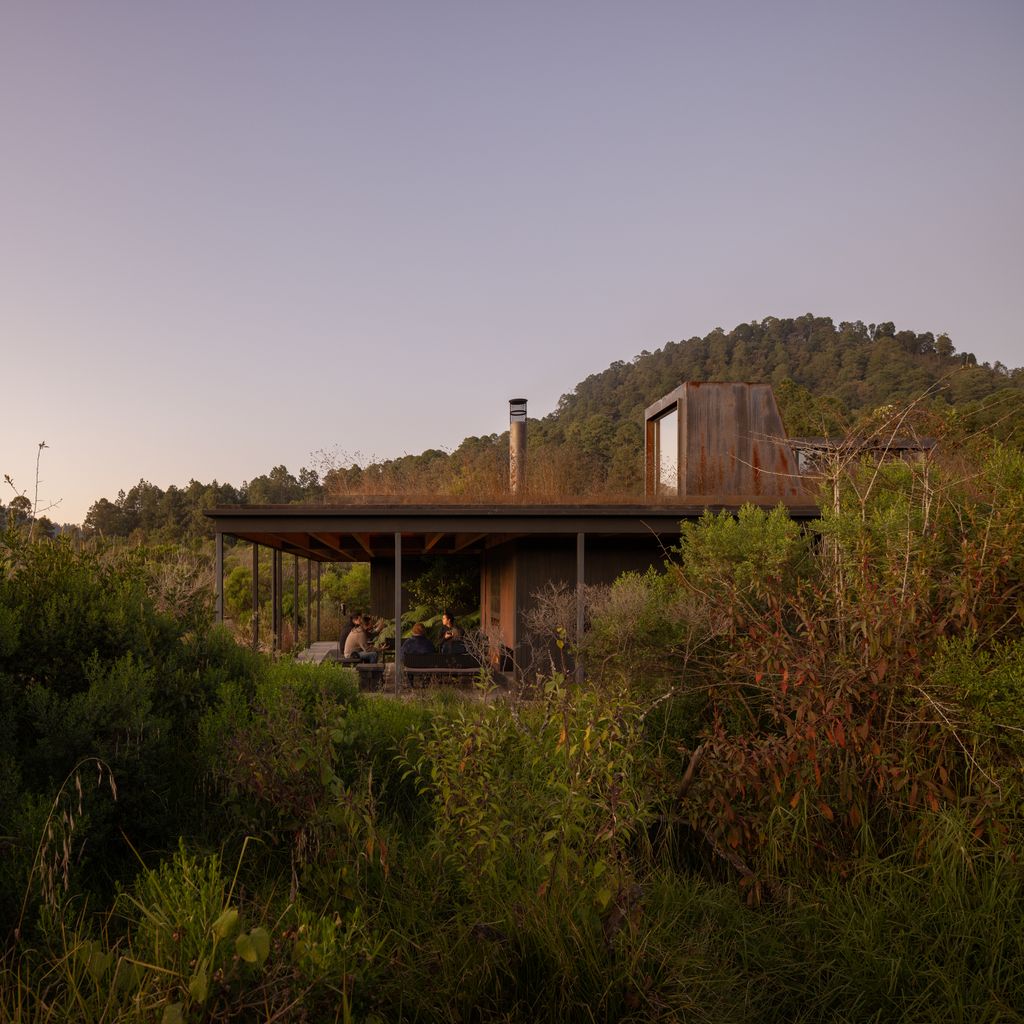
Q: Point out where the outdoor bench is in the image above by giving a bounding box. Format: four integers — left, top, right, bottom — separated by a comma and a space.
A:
295, 641, 343, 664
296, 646, 489, 689
401, 653, 489, 686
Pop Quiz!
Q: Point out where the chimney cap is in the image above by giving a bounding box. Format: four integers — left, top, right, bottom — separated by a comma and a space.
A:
509, 398, 528, 421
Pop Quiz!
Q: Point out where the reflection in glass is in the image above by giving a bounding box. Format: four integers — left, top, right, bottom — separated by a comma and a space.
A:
657, 408, 678, 494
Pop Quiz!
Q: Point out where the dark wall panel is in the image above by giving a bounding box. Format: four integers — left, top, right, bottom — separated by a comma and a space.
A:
370, 556, 430, 618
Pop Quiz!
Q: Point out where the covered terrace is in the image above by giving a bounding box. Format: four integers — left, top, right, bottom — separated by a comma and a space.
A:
207, 497, 821, 686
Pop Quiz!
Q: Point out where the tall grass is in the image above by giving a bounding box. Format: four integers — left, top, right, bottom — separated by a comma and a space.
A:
4, 685, 1023, 1023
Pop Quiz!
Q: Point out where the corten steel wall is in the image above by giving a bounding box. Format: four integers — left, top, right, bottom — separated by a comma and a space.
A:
645, 382, 804, 499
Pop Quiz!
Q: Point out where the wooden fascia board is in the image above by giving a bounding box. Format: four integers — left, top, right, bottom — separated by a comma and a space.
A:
209, 503, 821, 541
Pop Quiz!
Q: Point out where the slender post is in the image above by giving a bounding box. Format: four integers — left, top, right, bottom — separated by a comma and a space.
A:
306, 559, 312, 647
316, 562, 321, 641
277, 552, 284, 651
214, 531, 224, 624
575, 532, 585, 684
271, 550, 280, 652
394, 532, 402, 693
251, 543, 260, 651
293, 554, 299, 651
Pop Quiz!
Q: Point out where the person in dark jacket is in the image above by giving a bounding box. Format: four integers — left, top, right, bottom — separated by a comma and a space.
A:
401, 622, 435, 656
437, 610, 455, 648
440, 626, 468, 656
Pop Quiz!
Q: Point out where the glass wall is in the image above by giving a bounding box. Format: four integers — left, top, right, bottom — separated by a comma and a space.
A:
656, 407, 678, 494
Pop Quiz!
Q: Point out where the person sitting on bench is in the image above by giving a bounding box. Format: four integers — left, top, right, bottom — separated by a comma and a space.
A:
440, 626, 468, 656
344, 614, 379, 663
401, 622, 434, 656
436, 610, 456, 647
338, 611, 359, 652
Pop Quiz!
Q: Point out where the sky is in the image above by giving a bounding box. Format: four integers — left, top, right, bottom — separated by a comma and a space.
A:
2, 0, 1022, 525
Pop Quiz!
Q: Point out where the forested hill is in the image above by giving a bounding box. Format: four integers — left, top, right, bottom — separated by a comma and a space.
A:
39, 314, 1024, 539
542, 314, 1019, 440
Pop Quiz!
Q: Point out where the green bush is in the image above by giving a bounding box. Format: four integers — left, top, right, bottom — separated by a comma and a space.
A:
332, 698, 433, 819
932, 633, 1024, 760
0, 532, 265, 935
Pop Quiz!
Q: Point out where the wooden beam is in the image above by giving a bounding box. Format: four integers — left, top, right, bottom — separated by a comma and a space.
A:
423, 532, 445, 552
353, 533, 375, 558
311, 531, 346, 555
311, 532, 364, 562
270, 533, 328, 562
484, 532, 522, 549
452, 532, 486, 552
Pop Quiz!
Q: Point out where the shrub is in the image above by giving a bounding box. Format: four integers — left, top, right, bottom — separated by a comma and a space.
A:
0, 533, 265, 930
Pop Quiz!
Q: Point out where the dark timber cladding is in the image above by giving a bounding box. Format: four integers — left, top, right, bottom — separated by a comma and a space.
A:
207, 499, 820, 682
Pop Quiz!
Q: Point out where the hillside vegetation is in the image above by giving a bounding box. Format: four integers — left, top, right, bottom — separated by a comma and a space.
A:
8, 314, 1020, 541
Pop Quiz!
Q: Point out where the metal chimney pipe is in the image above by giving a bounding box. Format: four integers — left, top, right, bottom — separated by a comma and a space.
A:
509, 398, 527, 496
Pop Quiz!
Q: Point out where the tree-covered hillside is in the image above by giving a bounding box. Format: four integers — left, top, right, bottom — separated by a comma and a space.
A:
38, 314, 1023, 539
537, 313, 1021, 447
325, 314, 1023, 500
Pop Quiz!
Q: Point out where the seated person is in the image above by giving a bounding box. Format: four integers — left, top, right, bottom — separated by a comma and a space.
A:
343, 614, 379, 663
440, 625, 468, 657
436, 610, 456, 647
338, 611, 360, 652
401, 622, 435, 656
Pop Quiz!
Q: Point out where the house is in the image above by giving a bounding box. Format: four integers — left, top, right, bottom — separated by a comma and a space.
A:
206, 383, 817, 682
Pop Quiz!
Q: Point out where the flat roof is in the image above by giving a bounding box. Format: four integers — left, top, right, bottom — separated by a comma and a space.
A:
206, 499, 821, 562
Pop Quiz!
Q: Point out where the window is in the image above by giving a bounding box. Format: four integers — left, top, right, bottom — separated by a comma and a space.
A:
655, 407, 678, 494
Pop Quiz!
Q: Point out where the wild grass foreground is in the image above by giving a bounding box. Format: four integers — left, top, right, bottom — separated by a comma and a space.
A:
1, 438, 1023, 1022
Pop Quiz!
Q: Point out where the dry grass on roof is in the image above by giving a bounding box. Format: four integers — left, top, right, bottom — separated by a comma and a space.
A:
316, 443, 818, 508
319, 487, 655, 507
321, 440, 647, 503
321, 453, 649, 505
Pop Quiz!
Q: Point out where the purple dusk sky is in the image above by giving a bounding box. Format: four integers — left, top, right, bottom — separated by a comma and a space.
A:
2, 1, 1022, 524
